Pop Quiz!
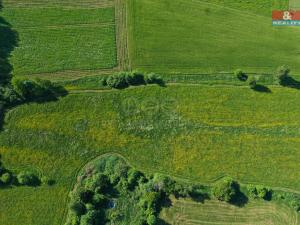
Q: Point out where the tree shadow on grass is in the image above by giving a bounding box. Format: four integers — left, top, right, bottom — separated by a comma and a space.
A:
0, 1, 19, 130
280, 76, 300, 90
157, 218, 171, 225
252, 84, 271, 93
230, 191, 248, 207
0, 4, 19, 83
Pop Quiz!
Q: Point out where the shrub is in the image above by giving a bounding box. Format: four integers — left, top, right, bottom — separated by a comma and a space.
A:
80, 210, 101, 225
12, 77, 67, 101
69, 199, 86, 216
17, 170, 40, 186
212, 177, 239, 202
125, 71, 145, 86
84, 173, 109, 192
127, 168, 143, 189
145, 73, 164, 85
276, 65, 290, 82
106, 72, 129, 89
247, 184, 271, 200
0, 86, 20, 106
92, 193, 106, 207
0, 172, 11, 185
146, 214, 157, 225
234, 69, 248, 81
248, 77, 257, 89
152, 173, 175, 195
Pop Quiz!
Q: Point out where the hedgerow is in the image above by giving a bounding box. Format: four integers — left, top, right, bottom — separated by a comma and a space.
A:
103, 71, 164, 89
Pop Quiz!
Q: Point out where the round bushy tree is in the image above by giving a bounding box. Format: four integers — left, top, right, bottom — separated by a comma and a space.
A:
106, 72, 129, 89
0, 172, 12, 185
212, 177, 239, 202
17, 171, 39, 186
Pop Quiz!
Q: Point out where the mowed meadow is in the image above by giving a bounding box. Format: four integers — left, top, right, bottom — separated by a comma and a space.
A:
127, 0, 300, 74
1, 0, 300, 224
160, 197, 298, 225
1, 0, 117, 77
1, 85, 300, 224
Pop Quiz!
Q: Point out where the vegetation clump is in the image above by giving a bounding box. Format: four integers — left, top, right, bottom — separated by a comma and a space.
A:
65, 156, 208, 225
234, 69, 248, 81
212, 177, 239, 203
276, 65, 290, 83
247, 184, 272, 200
103, 71, 164, 89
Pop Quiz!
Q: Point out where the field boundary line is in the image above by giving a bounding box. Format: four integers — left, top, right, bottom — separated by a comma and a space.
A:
60, 152, 300, 225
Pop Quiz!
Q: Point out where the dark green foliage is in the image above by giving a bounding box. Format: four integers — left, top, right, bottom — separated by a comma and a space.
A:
106, 72, 129, 89
80, 210, 101, 225
212, 177, 239, 203
70, 199, 86, 216
125, 71, 145, 86
234, 69, 248, 81
145, 73, 164, 86
12, 77, 67, 101
84, 173, 109, 192
0, 85, 20, 106
92, 193, 106, 207
17, 170, 40, 186
152, 173, 176, 195
247, 184, 272, 200
103, 71, 164, 89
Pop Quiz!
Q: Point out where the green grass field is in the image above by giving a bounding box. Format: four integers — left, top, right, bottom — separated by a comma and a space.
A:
1, 85, 300, 224
127, 0, 300, 74
1, 0, 300, 224
1, 0, 117, 77
160, 197, 298, 225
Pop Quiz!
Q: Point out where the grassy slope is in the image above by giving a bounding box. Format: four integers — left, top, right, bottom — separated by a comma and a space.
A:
1, 85, 300, 224
127, 0, 300, 74
1, 0, 117, 76
160, 197, 298, 225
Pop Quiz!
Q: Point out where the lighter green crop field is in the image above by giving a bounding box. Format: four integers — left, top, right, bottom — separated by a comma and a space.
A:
160, 197, 298, 225
128, 0, 300, 74
1, 0, 300, 224
1, 0, 117, 77
1, 85, 300, 224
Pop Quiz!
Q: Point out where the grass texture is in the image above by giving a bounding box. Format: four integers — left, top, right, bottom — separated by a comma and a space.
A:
127, 0, 300, 74
1, 85, 300, 224
1, 0, 117, 76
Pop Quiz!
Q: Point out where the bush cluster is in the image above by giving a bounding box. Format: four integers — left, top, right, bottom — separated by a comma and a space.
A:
234, 69, 248, 81
12, 77, 67, 102
102, 71, 164, 89
65, 156, 207, 225
247, 184, 272, 200
0, 156, 51, 187
211, 177, 239, 203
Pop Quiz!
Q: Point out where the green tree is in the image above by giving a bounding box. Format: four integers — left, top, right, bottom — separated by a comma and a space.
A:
212, 177, 239, 202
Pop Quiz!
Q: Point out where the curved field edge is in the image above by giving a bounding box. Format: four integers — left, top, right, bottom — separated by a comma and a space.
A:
64, 153, 300, 225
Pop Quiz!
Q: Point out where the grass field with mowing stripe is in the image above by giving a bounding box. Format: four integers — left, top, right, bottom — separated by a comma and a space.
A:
127, 0, 300, 74
0, 85, 300, 224
160, 197, 298, 225
1, 1, 117, 76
